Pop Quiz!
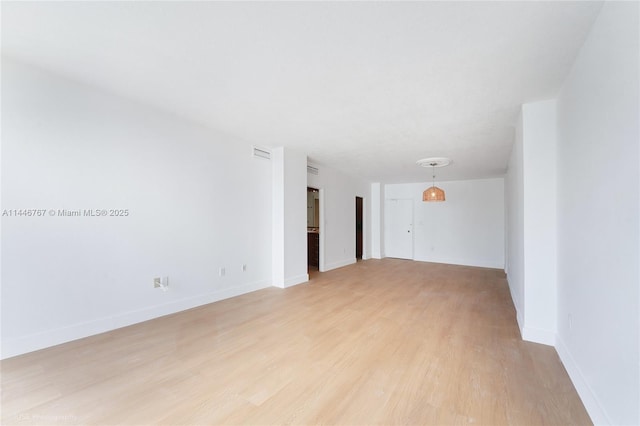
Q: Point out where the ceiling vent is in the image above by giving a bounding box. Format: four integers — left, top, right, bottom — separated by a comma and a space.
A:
252, 146, 271, 160
307, 165, 319, 175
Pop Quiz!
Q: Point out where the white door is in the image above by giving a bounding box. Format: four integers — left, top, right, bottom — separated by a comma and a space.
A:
385, 199, 413, 259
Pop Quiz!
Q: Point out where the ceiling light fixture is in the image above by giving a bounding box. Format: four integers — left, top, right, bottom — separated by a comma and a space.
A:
417, 157, 451, 202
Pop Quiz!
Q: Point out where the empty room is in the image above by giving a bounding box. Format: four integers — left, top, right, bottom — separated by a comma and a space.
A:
1, 1, 638, 425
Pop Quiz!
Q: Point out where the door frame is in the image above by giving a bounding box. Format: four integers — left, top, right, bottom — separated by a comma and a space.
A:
384, 198, 414, 260
355, 196, 364, 260
318, 188, 325, 272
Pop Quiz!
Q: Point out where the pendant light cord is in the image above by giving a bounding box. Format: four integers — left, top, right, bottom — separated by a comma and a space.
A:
432, 164, 436, 187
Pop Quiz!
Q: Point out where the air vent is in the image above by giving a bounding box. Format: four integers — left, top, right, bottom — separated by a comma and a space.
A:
252, 146, 271, 160
307, 165, 319, 175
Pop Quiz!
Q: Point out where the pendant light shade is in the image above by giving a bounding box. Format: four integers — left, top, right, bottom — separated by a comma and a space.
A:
423, 186, 445, 202
416, 157, 451, 203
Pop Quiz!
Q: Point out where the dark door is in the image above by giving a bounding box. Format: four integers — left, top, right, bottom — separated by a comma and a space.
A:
356, 197, 363, 259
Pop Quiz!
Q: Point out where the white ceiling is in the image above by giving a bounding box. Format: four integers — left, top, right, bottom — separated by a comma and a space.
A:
2, 1, 603, 183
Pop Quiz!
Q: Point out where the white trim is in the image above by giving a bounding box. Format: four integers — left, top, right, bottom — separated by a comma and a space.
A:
521, 326, 555, 346
413, 256, 504, 270
556, 336, 611, 425
280, 273, 309, 288
515, 309, 525, 340
319, 188, 326, 272
1, 279, 271, 359
505, 275, 555, 346
505, 273, 526, 341
324, 258, 357, 272
359, 195, 367, 261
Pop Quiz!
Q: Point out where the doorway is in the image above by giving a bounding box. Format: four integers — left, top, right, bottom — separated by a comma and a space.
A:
355, 197, 363, 260
307, 187, 320, 275
384, 198, 413, 259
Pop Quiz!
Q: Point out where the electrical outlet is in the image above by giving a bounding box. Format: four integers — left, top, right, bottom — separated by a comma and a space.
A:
219, 267, 225, 277
568, 313, 573, 330
154, 277, 169, 291
242, 264, 247, 272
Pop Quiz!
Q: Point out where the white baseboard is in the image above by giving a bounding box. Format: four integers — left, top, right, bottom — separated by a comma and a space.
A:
555, 335, 611, 425
521, 326, 556, 346
1, 279, 271, 360
323, 258, 356, 272
282, 273, 309, 288
504, 275, 606, 423
505, 277, 554, 346
413, 256, 504, 270
505, 274, 525, 339
515, 310, 525, 339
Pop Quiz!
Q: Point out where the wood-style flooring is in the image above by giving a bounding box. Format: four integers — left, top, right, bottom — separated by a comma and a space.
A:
1, 259, 591, 425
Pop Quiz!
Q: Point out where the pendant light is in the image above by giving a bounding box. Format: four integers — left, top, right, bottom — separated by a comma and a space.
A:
416, 157, 451, 202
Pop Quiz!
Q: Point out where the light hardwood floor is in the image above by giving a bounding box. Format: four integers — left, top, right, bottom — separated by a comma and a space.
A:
1, 259, 591, 425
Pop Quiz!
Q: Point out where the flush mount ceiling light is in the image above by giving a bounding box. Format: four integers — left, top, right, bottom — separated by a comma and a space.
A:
416, 157, 451, 202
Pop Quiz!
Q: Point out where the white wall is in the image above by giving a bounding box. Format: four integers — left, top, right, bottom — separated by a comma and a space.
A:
307, 164, 370, 271
370, 182, 383, 259
556, 2, 639, 424
272, 147, 308, 288
522, 100, 558, 344
506, 100, 559, 346
272, 148, 286, 287
1, 60, 273, 358
505, 113, 525, 328
385, 178, 505, 269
